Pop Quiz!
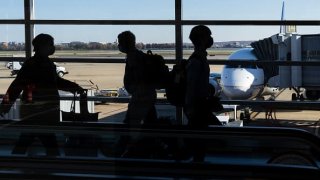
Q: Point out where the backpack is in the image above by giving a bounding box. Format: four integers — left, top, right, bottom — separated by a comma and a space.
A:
143, 50, 170, 89
165, 60, 188, 107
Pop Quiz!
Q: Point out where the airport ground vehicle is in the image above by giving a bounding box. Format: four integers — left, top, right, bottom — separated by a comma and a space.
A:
6, 61, 68, 77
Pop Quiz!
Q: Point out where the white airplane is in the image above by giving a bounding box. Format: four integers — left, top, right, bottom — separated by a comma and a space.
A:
217, 1, 320, 101
219, 48, 279, 100
216, 1, 285, 100
207, 48, 279, 121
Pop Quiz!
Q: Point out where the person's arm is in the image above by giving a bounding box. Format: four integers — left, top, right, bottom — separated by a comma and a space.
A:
185, 59, 202, 108
0, 65, 28, 115
57, 77, 83, 93
123, 61, 134, 94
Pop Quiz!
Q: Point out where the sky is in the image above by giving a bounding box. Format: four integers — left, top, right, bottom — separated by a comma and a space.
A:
1, 0, 320, 43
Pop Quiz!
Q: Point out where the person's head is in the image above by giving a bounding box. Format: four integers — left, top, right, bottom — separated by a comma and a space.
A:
117, 31, 136, 53
189, 25, 213, 50
32, 33, 55, 57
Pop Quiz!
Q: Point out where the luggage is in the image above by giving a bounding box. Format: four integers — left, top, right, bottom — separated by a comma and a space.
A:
61, 90, 99, 122
62, 90, 99, 156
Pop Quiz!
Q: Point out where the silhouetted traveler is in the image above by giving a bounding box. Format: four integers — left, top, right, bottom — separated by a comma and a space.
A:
114, 31, 158, 157
118, 31, 157, 126
0, 33, 83, 156
184, 25, 222, 162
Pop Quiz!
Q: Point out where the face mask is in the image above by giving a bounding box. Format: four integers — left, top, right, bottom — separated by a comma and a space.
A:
206, 37, 214, 48
48, 46, 55, 55
118, 44, 124, 52
118, 44, 129, 53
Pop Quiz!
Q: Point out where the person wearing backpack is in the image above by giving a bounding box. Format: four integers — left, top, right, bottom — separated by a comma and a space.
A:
184, 25, 222, 162
115, 31, 160, 157
117, 31, 157, 126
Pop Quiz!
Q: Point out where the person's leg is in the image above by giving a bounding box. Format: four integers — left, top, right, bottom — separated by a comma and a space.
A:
144, 105, 157, 125
12, 133, 35, 154
38, 133, 60, 156
187, 108, 210, 162
121, 97, 156, 157
124, 99, 146, 125
125, 97, 156, 126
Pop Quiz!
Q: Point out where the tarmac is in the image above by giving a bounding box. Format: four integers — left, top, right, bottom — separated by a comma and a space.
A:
0, 62, 319, 136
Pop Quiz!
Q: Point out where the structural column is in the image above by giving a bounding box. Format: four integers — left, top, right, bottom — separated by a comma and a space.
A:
175, 0, 184, 125
24, 0, 34, 59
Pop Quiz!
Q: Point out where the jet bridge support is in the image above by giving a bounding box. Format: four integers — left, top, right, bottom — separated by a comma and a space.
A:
281, 33, 320, 100
253, 33, 320, 100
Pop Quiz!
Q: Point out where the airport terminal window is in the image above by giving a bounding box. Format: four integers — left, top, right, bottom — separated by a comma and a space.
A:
0, 2, 320, 177
35, 25, 176, 59
298, 26, 320, 35
0, 0, 320, 125
0, 1, 24, 19
183, 0, 282, 20
34, 0, 175, 20
182, 0, 320, 21
0, 25, 25, 57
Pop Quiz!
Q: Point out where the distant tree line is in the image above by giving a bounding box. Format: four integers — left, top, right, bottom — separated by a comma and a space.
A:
0, 41, 179, 51
0, 41, 251, 51
55, 42, 178, 50
0, 42, 25, 51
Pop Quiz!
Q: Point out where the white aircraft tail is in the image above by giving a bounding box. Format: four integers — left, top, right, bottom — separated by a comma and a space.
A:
280, 1, 285, 34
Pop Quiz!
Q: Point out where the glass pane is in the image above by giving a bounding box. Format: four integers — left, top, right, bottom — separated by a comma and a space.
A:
35, 25, 175, 59
183, 25, 320, 58
0, 25, 24, 97
183, 0, 320, 20
0, 0, 24, 19
32, 24, 175, 96
0, 25, 25, 57
34, 0, 175, 20
182, 25, 320, 74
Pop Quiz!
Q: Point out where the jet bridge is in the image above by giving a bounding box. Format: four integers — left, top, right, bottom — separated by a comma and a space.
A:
251, 33, 320, 100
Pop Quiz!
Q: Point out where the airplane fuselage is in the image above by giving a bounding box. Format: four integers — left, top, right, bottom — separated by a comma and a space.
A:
220, 48, 267, 100
222, 67, 264, 100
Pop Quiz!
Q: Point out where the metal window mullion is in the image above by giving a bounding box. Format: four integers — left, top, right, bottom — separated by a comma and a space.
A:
24, 0, 34, 59
3, 19, 320, 26
181, 20, 320, 26
22, 20, 320, 26
175, 0, 184, 125
0, 20, 25, 24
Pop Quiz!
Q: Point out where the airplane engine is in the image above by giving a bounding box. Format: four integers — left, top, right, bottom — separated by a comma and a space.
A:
209, 74, 222, 97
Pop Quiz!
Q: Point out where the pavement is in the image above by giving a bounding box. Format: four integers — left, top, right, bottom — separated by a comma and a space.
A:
1, 62, 319, 136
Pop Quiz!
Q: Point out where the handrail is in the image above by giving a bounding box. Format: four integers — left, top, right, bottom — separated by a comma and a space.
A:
0, 96, 319, 110
65, 96, 320, 110
2, 57, 320, 66
0, 156, 318, 179
1, 123, 319, 148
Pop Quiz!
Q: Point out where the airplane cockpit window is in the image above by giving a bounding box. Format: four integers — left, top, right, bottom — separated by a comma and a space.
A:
240, 64, 258, 69
225, 65, 237, 68
225, 64, 257, 69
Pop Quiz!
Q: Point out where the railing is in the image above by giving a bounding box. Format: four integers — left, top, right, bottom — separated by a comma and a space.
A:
0, 123, 319, 178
